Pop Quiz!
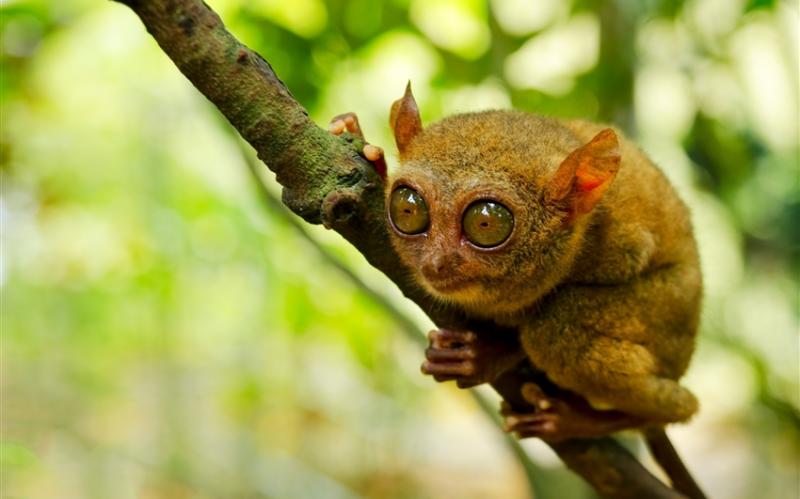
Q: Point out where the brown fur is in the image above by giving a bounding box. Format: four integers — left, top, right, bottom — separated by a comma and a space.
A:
387, 104, 702, 424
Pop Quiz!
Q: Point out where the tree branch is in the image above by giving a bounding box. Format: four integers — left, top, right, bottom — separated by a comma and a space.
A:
113, 1, 684, 497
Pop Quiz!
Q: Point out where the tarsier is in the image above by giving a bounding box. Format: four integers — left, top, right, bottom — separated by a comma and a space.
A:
330, 84, 702, 487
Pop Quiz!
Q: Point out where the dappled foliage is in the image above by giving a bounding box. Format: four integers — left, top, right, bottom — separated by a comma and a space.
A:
2, 0, 797, 497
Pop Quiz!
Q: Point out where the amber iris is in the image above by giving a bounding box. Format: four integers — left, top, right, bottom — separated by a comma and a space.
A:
389, 187, 430, 234
463, 201, 514, 247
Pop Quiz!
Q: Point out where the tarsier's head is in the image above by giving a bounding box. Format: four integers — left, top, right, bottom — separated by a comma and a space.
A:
385, 84, 621, 318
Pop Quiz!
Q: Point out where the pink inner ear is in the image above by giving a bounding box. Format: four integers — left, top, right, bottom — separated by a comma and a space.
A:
575, 170, 607, 192
548, 128, 621, 215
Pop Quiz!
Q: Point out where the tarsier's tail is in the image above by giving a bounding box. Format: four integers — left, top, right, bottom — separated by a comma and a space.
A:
643, 427, 707, 499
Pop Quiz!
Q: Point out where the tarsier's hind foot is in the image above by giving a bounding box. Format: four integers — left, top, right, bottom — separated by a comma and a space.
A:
421, 328, 526, 388
328, 112, 386, 177
502, 383, 646, 442
503, 376, 699, 442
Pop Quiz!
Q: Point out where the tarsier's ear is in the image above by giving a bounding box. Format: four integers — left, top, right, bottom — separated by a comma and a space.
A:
547, 128, 621, 216
390, 81, 423, 155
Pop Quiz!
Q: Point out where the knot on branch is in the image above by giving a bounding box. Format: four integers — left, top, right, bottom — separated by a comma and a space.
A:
322, 189, 362, 230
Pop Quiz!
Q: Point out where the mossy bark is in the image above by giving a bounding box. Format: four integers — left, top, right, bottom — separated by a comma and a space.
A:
113, 1, 685, 497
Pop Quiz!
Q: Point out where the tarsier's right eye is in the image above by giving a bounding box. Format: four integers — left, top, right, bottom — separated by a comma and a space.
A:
463, 201, 514, 248
389, 186, 429, 235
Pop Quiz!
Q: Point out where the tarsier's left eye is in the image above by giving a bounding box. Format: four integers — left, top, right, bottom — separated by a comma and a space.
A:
463, 201, 514, 248
389, 186, 430, 235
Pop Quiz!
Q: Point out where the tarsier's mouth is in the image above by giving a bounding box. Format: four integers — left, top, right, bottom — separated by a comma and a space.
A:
424, 276, 475, 293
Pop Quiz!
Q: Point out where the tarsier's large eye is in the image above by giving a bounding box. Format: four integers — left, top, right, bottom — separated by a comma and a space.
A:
463, 201, 514, 248
389, 186, 430, 235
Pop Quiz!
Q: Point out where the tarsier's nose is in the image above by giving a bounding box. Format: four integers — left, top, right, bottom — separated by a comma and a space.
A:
421, 253, 460, 280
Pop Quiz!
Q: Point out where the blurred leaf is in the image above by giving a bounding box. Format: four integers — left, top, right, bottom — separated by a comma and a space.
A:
0, 441, 38, 470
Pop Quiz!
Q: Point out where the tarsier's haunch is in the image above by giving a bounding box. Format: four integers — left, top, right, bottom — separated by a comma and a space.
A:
330, 84, 702, 491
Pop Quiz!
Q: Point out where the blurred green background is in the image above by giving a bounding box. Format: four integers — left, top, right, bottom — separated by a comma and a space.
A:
2, 0, 798, 497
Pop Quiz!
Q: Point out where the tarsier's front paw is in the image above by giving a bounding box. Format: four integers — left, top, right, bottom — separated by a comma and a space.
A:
502, 383, 641, 442
421, 328, 524, 388
421, 329, 482, 388
328, 112, 386, 177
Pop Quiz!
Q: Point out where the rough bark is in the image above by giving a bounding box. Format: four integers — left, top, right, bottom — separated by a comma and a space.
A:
112, 1, 685, 497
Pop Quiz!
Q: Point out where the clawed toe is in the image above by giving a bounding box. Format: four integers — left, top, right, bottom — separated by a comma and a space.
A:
421, 359, 476, 377
328, 119, 346, 135
521, 382, 554, 411
501, 408, 564, 440
329, 112, 363, 138
363, 144, 383, 161
503, 412, 556, 432
425, 345, 476, 361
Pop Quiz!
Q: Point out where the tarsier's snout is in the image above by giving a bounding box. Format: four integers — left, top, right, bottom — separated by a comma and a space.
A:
419, 251, 472, 293
420, 252, 462, 279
